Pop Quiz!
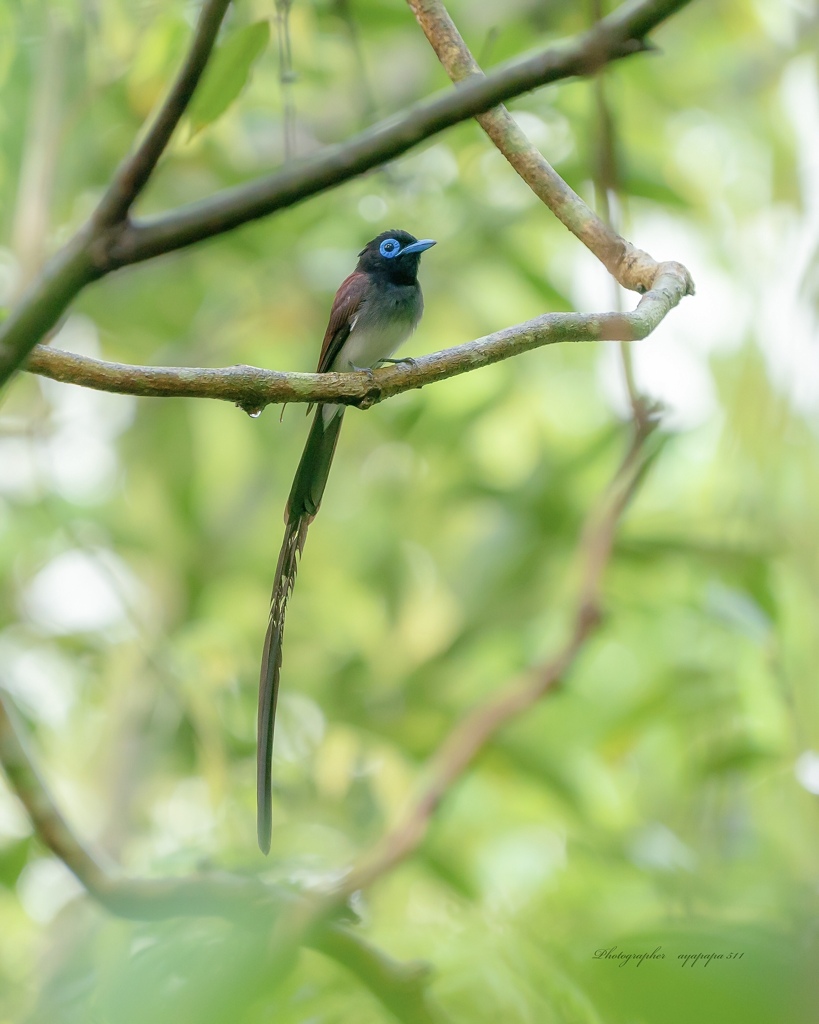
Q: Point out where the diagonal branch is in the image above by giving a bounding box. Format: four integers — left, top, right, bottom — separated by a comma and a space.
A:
0, 0, 692, 390
406, 0, 686, 293
342, 413, 660, 894
0, 689, 276, 920
93, 0, 233, 228
0, 1, 233, 388
110, 0, 691, 267
25, 260, 692, 406
0, 689, 447, 1023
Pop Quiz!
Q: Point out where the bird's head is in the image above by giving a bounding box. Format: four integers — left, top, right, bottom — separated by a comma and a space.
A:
357, 229, 436, 282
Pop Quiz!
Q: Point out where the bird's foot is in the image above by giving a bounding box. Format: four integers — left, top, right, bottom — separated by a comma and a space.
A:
351, 363, 377, 383
379, 356, 417, 368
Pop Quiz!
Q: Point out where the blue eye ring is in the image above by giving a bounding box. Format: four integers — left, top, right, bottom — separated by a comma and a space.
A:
379, 238, 401, 258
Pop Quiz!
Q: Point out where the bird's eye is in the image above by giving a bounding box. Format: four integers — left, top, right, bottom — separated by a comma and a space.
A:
379, 238, 401, 258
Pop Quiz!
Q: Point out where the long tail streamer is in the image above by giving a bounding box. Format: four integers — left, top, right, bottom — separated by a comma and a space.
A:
257, 405, 344, 853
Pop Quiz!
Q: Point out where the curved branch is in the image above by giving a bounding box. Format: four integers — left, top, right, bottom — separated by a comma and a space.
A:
25, 260, 692, 406
406, 0, 681, 292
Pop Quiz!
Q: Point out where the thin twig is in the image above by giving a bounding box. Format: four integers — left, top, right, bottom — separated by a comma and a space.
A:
275, 0, 297, 159
25, 261, 692, 406
334, 0, 380, 125
590, 0, 648, 424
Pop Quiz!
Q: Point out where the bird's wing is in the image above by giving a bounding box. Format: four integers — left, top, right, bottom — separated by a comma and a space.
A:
315, 270, 369, 373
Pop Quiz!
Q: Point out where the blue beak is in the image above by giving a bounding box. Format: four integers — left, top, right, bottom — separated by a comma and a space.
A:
400, 238, 436, 256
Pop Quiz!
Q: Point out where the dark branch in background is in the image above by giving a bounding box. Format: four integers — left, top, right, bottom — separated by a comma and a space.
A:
1, 0, 692, 389
0, 690, 448, 1024
26, 261, 691, 406
93, 0, 233, 227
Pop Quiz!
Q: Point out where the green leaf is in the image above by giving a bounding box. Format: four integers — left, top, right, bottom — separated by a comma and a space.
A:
0, 838, 30, 888
187, 21, 270, 135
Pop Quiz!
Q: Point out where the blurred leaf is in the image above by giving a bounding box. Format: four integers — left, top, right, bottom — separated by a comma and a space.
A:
705, 581, 772, 643
187, 21, 270, 136
0, 837, 30, 887
696, 738, 778, 779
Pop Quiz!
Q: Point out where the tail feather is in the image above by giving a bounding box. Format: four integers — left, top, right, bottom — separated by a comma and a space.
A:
257, 405, 345, 854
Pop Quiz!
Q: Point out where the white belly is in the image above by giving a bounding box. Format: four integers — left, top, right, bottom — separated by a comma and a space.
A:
330, 318, 413, 372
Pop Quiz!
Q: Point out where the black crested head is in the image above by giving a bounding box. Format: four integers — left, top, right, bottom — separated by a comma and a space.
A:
357, 229, 436, 284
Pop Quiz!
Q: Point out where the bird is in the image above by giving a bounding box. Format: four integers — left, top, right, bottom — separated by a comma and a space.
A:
257, 229, 436, 853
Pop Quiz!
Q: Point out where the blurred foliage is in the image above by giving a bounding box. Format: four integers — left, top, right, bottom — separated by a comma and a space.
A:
1, 0, 819, 1021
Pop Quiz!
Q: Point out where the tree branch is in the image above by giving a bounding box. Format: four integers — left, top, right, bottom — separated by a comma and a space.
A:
0, 0, 692, 390
110, 0, 692, 267
0, 689, 277, 920
589, 0, 650, 425
406, 0, 689, 293
0, 689, 447, 1023
311, 925, 448, 1024
0, 1, 233, 387
342, 413, 660, 893
93, 0, 233, 228
25, 260, 691, 406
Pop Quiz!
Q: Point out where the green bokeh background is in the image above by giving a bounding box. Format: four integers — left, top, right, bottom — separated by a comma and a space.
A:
1, 0, 817, 1021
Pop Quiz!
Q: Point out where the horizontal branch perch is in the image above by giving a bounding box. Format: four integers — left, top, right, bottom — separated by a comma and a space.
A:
26, 260, 692, 407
